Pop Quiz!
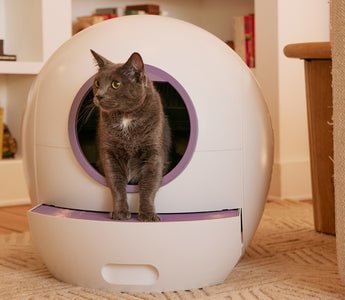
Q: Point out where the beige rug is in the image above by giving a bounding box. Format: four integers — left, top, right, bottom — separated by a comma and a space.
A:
1, 200, 345, 299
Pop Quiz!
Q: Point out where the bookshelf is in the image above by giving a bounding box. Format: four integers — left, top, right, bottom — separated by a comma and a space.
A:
0, 0, 71, 206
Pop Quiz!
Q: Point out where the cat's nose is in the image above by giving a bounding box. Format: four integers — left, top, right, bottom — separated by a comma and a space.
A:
96, 95, 104, 101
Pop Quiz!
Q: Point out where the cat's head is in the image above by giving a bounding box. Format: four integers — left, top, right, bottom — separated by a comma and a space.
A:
90, 50, 148, 113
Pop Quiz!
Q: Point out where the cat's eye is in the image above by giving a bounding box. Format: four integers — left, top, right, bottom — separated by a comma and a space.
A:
94, 79, 100, 88
112, 80, 121, 89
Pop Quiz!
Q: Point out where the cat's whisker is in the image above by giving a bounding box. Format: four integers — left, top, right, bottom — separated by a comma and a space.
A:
77, 102, 97, 131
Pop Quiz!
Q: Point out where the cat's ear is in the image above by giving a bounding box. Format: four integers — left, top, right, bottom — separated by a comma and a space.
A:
90, 49, 112, 69
122, 52, 145, 82
125, 52, 144, 72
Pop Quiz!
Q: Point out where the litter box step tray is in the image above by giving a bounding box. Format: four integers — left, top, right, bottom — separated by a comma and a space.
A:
30, 204, 239, 222
28, 205, 243, 292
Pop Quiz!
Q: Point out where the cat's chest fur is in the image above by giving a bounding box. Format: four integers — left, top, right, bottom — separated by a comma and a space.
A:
101, 112, 154, 149
107, 115, 137, 136
120, 117, 132, 130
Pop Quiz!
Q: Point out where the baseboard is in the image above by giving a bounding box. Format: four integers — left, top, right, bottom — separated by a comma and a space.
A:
0, 198, 31, 207
267, 195, 312, 201
267, 159, 312, 200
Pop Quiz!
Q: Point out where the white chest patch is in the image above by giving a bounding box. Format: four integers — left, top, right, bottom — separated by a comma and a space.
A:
121, 117, 132, 129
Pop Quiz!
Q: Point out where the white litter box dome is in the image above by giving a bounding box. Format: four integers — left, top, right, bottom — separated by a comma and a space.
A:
23, 15, 273, 292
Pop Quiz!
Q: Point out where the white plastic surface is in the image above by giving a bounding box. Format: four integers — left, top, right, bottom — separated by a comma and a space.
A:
35, 145, 243, 213
22, 15, 273, 291
28, 207, 242, 292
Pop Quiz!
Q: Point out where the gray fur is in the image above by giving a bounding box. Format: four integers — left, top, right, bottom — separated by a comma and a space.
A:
91, 50, 171, 221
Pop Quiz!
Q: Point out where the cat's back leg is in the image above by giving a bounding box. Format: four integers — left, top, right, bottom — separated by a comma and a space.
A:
137, 151, 163, 222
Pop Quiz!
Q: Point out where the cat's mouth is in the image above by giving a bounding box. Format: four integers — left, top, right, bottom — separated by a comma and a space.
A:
93, 95, 146, 114
93, 97, 114, 112
93, 97, 100, 107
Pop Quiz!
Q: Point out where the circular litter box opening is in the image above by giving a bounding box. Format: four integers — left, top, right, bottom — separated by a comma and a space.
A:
69, 65, 198, 192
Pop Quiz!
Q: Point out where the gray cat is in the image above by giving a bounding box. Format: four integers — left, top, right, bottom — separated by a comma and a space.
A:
91, 50, 171, 222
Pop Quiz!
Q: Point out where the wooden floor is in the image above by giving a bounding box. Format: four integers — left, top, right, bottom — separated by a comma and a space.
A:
0, 204, 32, 234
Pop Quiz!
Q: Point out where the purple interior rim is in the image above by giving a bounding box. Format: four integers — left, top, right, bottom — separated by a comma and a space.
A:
31, 204, 239, 223
68, 64, 198, 192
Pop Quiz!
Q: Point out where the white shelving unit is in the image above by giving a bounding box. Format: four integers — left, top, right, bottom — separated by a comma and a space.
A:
0, 62, 42, 75
0, 0, 72, 206
0, 0, 255, 206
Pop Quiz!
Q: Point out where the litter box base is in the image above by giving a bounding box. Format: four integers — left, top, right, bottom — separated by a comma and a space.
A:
28, 205, 243, 292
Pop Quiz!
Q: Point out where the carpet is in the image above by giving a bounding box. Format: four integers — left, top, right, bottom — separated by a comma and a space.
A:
1, 200, 345, 299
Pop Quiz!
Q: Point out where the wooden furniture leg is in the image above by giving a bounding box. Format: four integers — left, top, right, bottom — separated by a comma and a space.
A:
284, 42, 334, 235
304, 59, 335, 234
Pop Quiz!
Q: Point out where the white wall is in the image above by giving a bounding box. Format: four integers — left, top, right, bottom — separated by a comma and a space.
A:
255, 0, 280, 197
256, 0, 330, 200
41, 0, 72, 61
0, 0, 5, 40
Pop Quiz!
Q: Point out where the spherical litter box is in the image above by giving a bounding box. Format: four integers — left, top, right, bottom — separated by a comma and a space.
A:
23, 15, 273, 292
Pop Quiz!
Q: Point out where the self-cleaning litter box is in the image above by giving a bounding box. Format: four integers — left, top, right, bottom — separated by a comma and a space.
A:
23, 15, 273, 292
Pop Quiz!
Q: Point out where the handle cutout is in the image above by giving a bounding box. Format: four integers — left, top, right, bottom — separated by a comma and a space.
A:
101, 263, 159, 286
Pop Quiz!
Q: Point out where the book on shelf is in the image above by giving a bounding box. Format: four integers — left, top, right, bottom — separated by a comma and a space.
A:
0, 54, 17, 61
73, 8, 119, 34
95, 7, 118, 15
233, 14, 255, 68
94, 7, 118, 20
125, 4, 160, 15
0, 39, 17, 61
125, 10, 147, 15
73, 15, 108, 34
248, 14, 255, 68
233, 16, 246, 63
225, 41, 234, 50
0, 107, 3, 160
94, 14, 118, 20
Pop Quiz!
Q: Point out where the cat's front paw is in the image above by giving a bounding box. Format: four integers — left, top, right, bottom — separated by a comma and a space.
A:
110, 210, 131, 220
138, 212, 161, 222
